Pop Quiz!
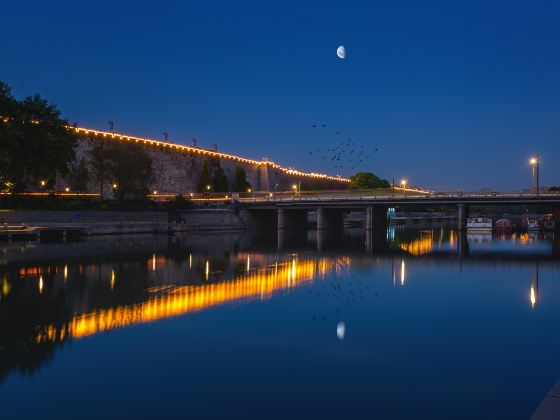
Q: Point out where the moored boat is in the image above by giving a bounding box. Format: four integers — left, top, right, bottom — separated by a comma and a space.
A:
466, 216, 492, 232
494, 218, 512, 232
541, 215, 555, 231
521, 214, 541, 231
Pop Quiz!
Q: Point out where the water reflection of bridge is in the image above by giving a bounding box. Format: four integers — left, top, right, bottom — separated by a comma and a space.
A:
1, 229, 558, 383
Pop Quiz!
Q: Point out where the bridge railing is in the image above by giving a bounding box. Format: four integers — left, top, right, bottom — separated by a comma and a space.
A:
147, 189, 560, 203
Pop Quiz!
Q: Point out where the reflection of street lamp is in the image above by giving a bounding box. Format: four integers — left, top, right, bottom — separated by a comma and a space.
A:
530, 266, 539, 309
400, 179, 407, 196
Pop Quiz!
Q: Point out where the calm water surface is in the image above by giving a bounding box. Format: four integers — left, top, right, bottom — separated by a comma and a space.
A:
1, 228, 560, 419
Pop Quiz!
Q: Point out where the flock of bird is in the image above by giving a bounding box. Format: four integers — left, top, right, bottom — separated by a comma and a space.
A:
309, 260, 378, 325
308, 122, 380, 173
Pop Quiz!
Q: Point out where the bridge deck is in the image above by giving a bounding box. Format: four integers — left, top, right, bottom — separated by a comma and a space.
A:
239, 193, 560, 209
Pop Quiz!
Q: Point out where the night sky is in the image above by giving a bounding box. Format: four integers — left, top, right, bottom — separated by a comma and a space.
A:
3, 0, 560, 190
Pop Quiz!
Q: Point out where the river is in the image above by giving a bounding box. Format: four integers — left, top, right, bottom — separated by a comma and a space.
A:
1, 227, 559, 419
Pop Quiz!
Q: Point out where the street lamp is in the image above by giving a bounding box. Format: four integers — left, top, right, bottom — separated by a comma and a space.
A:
292, 184, 298, 196
65, 187, 70, 193
529, 157, 539, 193
400, 179, 407, 196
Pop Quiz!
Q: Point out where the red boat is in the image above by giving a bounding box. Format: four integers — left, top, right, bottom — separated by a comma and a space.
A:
494, 218, 512, 232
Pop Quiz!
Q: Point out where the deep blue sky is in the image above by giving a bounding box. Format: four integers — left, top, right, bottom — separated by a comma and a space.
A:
3, 0, 560, 190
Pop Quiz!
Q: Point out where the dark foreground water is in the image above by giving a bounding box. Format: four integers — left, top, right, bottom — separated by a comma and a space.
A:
1, 228, 560, 419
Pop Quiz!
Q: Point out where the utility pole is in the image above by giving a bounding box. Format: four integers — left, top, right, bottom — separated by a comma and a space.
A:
163, 132, 168, 142
108, 120, 114, 133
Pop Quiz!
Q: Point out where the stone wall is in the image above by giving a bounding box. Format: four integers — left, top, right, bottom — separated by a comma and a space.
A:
66, 134, 347, 198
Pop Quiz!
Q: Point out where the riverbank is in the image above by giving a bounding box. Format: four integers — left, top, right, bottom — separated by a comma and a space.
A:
0, 209, 253, 240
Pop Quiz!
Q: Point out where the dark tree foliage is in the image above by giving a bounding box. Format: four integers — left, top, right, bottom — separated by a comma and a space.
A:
87, 138, 108, 196
0, 81, 79, 191
197, 159, 213, 192
68, 157, 89, 193
349, 172, 390, 189
232, 166, 252, 192
212, 168, 229, 193
88, 140, 153, 199
197, 159, 231, 192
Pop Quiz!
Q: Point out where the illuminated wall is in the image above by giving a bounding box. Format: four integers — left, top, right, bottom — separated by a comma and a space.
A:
70, 127, 349, 196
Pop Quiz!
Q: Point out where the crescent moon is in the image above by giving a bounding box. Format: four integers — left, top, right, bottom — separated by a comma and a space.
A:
336, 45, 346, 59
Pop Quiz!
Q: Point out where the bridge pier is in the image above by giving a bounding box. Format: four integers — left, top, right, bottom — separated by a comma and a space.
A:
316, 207, 344, 231
554, 205, 560, 232
456, 204, 468, 231
365, 205, 388, 232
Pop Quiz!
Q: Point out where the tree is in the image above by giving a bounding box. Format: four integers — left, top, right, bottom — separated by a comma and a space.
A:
87, 139, 107, 196
232, 166, 251, 192
106, 142, 153, 200
349, 172, 390, 189
0, 81, 79, 191
212, 168, 229, 193
197, 159, 212, 192
68, 157, 89, 193
88, 139, 153, 199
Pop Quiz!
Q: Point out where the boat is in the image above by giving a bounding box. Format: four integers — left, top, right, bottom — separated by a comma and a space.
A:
541, 215, 555, 231
521, 214, 540, 231
466, 216, 492, 232
494, 218, 512, 232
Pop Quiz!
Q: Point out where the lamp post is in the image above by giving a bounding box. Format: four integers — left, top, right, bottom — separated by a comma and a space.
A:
530, 157, 537, 193
40, 180, 46, 196
112, 183, 118, 200
400, 179, 407, 197
206, 184, 211, 201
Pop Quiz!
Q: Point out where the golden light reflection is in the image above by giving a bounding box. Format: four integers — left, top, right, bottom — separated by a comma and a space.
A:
111, 269, 115, 290
189, 253, 192, 269
2, 277, 10, 296
530, 269, 538, 309
400, 232, 433, 256
205, 260, 210, 281
152, 254, 156, 272
64, 264, 68, 281
35, 257, 349, 342
39, 275, 44, 293
400, 259, 406, 286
